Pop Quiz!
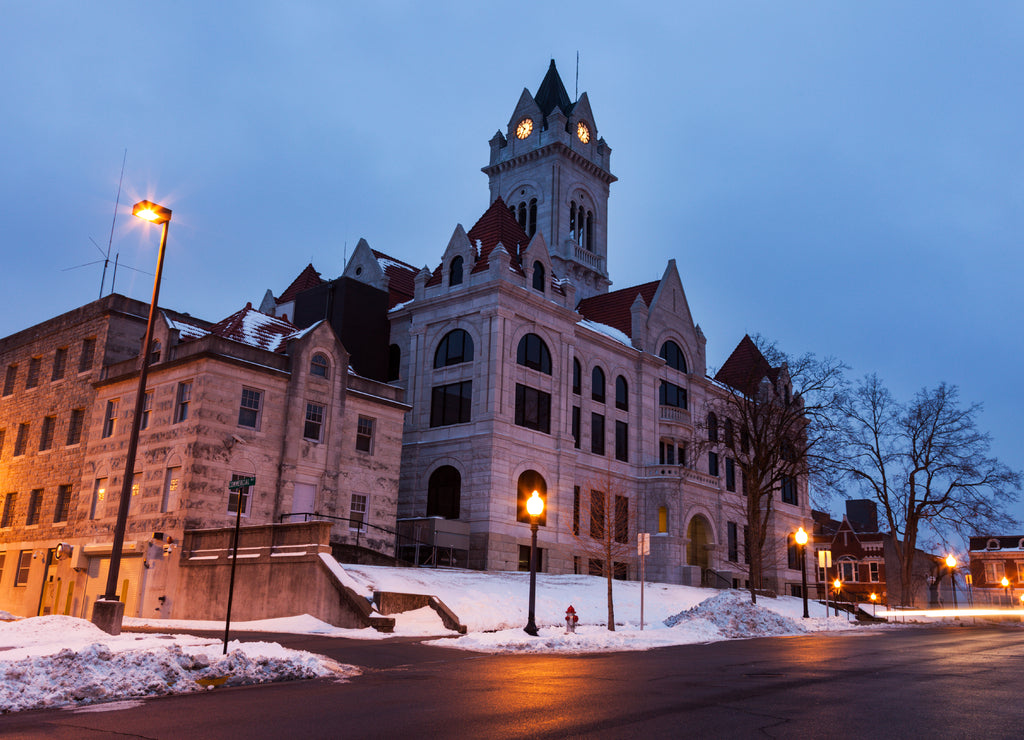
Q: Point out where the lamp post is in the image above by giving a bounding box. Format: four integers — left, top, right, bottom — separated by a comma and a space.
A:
869, 592, 878, 618
91, 200, 171, 636
945, 554, 958, 611
524, 489, 544, 636
795, 527, 809, 618
833, 578, 842, 617
1001, 576, 1010, 607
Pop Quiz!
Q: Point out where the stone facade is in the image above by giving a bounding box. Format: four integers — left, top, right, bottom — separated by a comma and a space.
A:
0, 297, 407, 621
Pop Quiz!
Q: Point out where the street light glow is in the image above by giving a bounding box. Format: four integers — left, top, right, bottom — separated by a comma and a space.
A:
945, 554, 957, 569
1001, 576, 1010, 588
795, 527, 808, 546
833, 578, 842, 590
526, 490, 544, 518
132, 199, 172, 224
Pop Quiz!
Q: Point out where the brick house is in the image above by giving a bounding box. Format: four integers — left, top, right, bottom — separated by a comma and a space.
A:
968, 535, 1024, 606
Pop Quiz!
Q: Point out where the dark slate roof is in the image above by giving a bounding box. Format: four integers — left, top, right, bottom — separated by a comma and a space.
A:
277, 264, 324, 305
371, 249, 417, 308
535, 59, 574, 117
208, 303, 299, 353
714, 334, 780, 396
576, 281, 659, 338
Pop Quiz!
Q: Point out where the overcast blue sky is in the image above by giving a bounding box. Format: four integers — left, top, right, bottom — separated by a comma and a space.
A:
2, 3, 1022, 534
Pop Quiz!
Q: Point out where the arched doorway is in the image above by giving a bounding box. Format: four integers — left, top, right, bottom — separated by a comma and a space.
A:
686, 515, 712, 569
427, 465, 461, 519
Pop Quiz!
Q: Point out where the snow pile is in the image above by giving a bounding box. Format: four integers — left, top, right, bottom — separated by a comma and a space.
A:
665, 590, 807, 638
0, 609, 18, 621
0, 616, 356, 714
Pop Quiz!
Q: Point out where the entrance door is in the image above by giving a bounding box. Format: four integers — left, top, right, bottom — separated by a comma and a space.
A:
79, 556, 144, 619
687, 515, 712, 569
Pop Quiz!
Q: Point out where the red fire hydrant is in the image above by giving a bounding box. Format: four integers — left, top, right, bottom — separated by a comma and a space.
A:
565, 605, 579, 634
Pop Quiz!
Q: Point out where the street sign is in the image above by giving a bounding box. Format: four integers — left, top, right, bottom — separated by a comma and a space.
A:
818, 549, 832, 568
638, 532, 650, 555
228, 476, 255, 490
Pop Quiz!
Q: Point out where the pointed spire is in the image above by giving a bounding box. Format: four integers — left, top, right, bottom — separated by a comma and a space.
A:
535, 59, 573, 117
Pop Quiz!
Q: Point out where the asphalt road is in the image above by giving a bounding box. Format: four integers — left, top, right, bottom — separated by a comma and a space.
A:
3, 624, 1023, 739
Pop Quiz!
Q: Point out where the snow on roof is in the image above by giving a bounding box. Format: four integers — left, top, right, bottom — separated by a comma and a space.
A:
164, 313, 210, 341
578, 318, 632, 347
208, 304, 298, 352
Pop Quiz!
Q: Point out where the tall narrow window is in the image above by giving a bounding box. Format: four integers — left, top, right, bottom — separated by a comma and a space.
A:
528, 199, 537, 237
572, 358, 581, 395
356, 416, 375, 453
39, 416, 55, 451
585, 211, 593, 252
140, 391, 153, 431
517, 202, 527, 232
708, 451, 719, 477
26, 489, 42, 526
15, 551, 32, 586
659, 380, 687, 409
25, 357, 41, 389
569, 200, 577, 241
707, 412, 718, 442
13, 423, 29, 456
3, 365, 16, 396
614, 420, 628, 462
615, 495, 629, 544
304, 402, 325, 442
728, 522, 739, 562
79, 337, 96, 373
725, 458, 736, 492
577, 205, 586, 246
54, 485, 71, 523
349, 493, 367, 532
724, 418, 734, 448
658, 506, 668, 534
90, 478, 107, 520
1, 493, 16, 527
781, 475, 798, 505
387, 344, 401, 381
591, 366, 605, 403
590, 490, 605, 538
102, 400, 118, 438
573, 486, 581, 535
174, 382, 192, 423
161, 467, 181, 513
615, 376, 628, 410
52, 348, 68, 381
434, 329, 474, 367
227, 474, 252, 517
532, 261, 545, 292
238, 388, 263, 429
449, 255, 464, 286
427, 466, 461, 519
66, 408, 85, 446
571, 406, 581, 449
591, 413, 605, 456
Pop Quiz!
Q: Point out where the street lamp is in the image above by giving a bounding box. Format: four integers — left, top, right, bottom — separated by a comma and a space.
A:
524, 489, 544, 636
91, 199, 172, 636
945, 554, 958, 611
795, 527, 809, 618
869, 592, 878, 618
833, 578, 842, 617
1001, 576, 1010, 607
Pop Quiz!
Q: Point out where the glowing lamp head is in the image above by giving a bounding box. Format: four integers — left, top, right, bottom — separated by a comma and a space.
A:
526, 490, 544, 518
945, 554, 957, 569
1001, 577, 1010, 588
833, 579, 842, 590
870, 593, 877, 602
795, 527, 808, 546
132, 200, 172, 224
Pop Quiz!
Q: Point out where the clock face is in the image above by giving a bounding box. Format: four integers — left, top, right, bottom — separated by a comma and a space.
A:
577, 121, 591, 143
516, 117, 533, 140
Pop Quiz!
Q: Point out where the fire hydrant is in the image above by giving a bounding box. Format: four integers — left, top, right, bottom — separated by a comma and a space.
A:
565, 605, 579, 634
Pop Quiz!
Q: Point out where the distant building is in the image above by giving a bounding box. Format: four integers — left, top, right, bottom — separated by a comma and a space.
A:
0, 295, 406, 620
968, 535, 1024, 606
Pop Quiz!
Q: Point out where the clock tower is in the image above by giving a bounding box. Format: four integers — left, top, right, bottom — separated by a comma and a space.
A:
482, 60, 616, 301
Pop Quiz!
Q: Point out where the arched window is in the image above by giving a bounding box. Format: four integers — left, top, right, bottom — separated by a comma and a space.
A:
518, 202, 527, 232
707, 412, 718, 442
615, 375, 628, 410
532, 261, 545, 292
585, 210, 593, 252
434, 329, 474, 368
577, 204, 586, 246
528, 199, 537, 237
569, 200, 577, 241
723, 418, 734, 448
449, 255, 464, 286
427, 465, 461, 520
517, 334, 551, 374
516, 469, 547, 525
387, 344, 401, 381
591, 366, 605, 403
659, 341, 687, 373
310, 353, 330, 378
572, 358, 582, 395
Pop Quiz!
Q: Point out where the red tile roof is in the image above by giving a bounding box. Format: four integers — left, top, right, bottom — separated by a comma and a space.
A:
467, 196, 530, 275
714, 334, 780, 395
371, 249, 417, 308
576, 281, 659, 338
209, 303, 299, 353
277, 264, 323, 305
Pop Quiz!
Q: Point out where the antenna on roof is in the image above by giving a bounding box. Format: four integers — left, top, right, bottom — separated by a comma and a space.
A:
575, 51, 579, 101
100, 149, 127, 298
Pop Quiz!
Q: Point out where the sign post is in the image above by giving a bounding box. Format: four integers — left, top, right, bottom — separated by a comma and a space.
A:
224, 476, 255, 654
818, 549, 832, 618
638, 533, 650, 630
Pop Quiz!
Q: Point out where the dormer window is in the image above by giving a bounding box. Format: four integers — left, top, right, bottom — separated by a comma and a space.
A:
532, 261, 545, 292
987, 538, 1000, 551
450, 255, 464, 286
310, 353, 330, 378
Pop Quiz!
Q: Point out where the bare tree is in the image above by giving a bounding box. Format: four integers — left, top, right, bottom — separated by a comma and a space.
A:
829, 375, 1020, 604
708, 335, 847, 603
570, 476, 634, 631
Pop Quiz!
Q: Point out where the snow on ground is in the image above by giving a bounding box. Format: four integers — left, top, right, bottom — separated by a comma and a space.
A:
0, 615, 357, 714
